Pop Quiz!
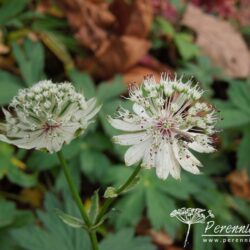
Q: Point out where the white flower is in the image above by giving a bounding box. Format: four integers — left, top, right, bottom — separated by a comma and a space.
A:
108, 74, 218, 180
0, 80, 101, 153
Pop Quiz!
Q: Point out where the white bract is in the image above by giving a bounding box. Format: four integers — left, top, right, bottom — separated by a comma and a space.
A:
0, 80, 101, 153
109, 74, 218, 180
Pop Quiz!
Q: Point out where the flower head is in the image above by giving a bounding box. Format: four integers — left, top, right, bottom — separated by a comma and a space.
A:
109, 74, 218, 180
0, 80, 101, 153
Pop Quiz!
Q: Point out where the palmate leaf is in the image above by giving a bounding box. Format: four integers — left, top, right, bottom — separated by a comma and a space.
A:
101, 165, 245, 241
102, 166, 201, 237
68, 69, 96, 99
237, 128, 250, 175
0, 0, 30, 26
12, 39, 45, 86
0, 142, 37, 187
100, 229, 156, 250
97, 75, 126, 102
11, 193, 155, 250
0, 199, 34, 250
11, 193, 92, 250
215, 82, 250, 129
0, 70, 23, 105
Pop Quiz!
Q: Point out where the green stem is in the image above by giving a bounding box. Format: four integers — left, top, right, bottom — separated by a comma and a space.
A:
57, 151, 99, 250
89, 232, 99, 250
95, 165, 141, 224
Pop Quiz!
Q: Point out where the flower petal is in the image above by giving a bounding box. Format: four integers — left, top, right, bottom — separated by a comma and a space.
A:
141, 139, 156, 169
173, 140, 201, 175
124, 139, 151, 166
85, 105, 102, 121
108, 116, 145, 132
133, 103, 150, 119
155, 142, 169, 180
188, 141, 215, 153
112, 132, 149, 146
167, 143, 181, 179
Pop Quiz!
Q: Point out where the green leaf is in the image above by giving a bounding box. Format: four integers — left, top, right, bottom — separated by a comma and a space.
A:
80, 149, 111, 183
40, 32, 74, 71
68, 69, 96, 99
237, 129, 250, 172
174, 33, 199, 60
97, 75, 126, 102
0, 199, 34, 228
89, 190, 100, 222
12, 39, 45, 86
100, 229, 156, 250
0, 200, 16, 228
7, 166, 37, 188
12, 193, 92, 250
0, 142, 37, 187
54, 209, 86, 229
193, 223, 213, 250
228, 82, 250, 116
84, 132, 113, 151
218, 109, 250, 128
0, 71, 23, 105
0, 0, 30, 26
146, 187, 177, 236
156, 16, 175, 37
111, 187, 145, 229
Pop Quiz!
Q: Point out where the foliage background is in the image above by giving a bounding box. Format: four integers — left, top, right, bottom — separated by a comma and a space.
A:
0, 0, 250, 249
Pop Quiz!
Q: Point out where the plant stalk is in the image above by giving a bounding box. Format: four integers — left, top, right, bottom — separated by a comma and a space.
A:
95, 164, 141, 224
57, 151, 99, 250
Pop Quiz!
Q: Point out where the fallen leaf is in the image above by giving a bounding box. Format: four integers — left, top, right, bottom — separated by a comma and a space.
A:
36, 0, 64, 17
20, 188, 44, 208
191, 0, 236, 18
124, 55, 173, 84
227, 169, 250, 201
182, 4, 250, 78
149, 229, 173, 246
58, 0, 115, 51
110, 0, 153, 37
0, 30, 9, 54
96, 36, 150, 76
151, 0, 178, 23
58, 0, 153, 78
235, 0, 250, 27
136, 217, 173, 247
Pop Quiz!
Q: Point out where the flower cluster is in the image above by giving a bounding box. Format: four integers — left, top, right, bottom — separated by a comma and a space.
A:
0, 80, 101, 153
170, 207, 214, 224
109, 74, 218, 180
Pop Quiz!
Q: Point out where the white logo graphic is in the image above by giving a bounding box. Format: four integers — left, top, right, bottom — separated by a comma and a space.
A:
170, 207, 214, 248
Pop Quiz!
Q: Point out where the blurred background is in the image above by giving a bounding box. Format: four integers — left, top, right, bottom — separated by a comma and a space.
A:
0, 0, 250, 249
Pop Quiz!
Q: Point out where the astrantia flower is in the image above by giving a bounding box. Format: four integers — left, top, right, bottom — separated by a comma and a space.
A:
108, 74, 218, 180
0, 80, 101, 153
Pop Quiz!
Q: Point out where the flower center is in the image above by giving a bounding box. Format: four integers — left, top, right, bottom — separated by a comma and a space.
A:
156, 118, 176, 138
43, 122, 61, 133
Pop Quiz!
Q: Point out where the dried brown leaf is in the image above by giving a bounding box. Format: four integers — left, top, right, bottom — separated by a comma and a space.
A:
123, 55, 173, 84
110, 0, 153, 37
58, 0, 115, 51
58, 0, 153, 78
149, 229, 173, 246
227, 169, 250, 201
0, 30, 9, 55
20, 188, 44, 208
182, 4, 250, 78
